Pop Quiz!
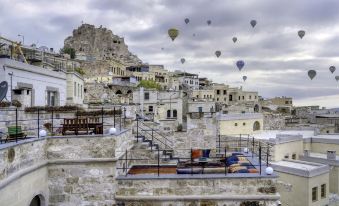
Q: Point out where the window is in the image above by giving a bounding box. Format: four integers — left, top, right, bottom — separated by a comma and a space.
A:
196, 95, 199, 98
149, 106, 153, 112
243, 122, 246, 126
249, 95, 252, 99
253, 121, 260, 131
242, 96, 244, 100
217, 98, 219, 101
167, 110, 171, 118
47, 91, 57, 106
80, 85, 83, 98
235, 123, 238, 126
238, 96, 240, 100
229, 95, 233, 101
173, 110, 177, 118
284, 154, 289, 159
198, 107, 203, 113
312, 187, 318, 202
223, 90, 226, 95
321, 184, 326, 199
217, 90, 220, 95
292, 154, 296, 160
255, 96, 257, 99
224, 98, 226, 101
285, 101, 289, 104
144, 92, 149, 100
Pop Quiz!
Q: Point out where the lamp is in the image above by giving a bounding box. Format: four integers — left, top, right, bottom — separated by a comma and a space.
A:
39, 130, 47, 137
265, 167, 274, 175
109, 127, 117, 135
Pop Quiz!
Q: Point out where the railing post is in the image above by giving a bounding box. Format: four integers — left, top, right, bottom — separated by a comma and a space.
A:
239, 134, 242, 151
75, 107, 78, 136
125, 149, 128, 177
259, 146, 262, 175
51, 108, 54, 136
136, 117, 139, 142
157, 146, 160, 177
113, 107, 116, 128
37, 108, 40, 138
119, 107, 122, 131
101, 107, 104, 135
218, 135, 221, 153
267, 146, 269, 166
123, 107, 126, 128
224, 147, 227, 176
191, 148, 193, 176
252, 136, 254, 158
15, 108, 18, 143
151, 129, 153, 151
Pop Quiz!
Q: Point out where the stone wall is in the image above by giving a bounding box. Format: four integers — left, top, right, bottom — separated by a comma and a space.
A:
263, 113, 286, 130
0, 130, 133, 206
115, 177, 279, 206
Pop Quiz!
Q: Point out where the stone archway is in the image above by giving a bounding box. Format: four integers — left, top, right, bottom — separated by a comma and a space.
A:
29, 194, 46, 206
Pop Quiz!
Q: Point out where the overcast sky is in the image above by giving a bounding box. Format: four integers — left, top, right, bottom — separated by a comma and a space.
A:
1, 0, 339, 108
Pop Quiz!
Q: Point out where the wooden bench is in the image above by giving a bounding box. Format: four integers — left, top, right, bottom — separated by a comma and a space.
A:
62, 118, 89, 135
6, 126, 27, 142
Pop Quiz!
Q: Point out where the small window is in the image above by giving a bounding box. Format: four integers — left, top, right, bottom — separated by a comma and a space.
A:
144, 92, 149, 100
238, 96, 241, 100
27, 90, 30, 95
149, 106, 153, 112
321, 184, 326, 198
312, 187, 318, 202
217, 90, 220, 95
249, 95, 251, 99
284, 154, 289, 159
235, 123, 238, 126
242, 96, 244, 100
243, 122, 246, 126
217, 98, 219, 101
285, 101, 289, 104
292, 154, 296, 160
173, 110, 177, 118
198, 107, 203, 113
167, 110, 171, 118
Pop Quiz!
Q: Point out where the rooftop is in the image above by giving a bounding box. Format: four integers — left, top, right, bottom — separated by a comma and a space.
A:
217, 113, 263, 121
271, 159, 329, 177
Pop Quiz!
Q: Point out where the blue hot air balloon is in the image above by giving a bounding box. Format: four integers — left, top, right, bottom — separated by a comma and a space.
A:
236, 60, 245, 71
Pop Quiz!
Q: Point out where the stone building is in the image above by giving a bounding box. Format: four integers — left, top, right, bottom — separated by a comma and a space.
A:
0, 58, 67, 107
218, 113, 264, 136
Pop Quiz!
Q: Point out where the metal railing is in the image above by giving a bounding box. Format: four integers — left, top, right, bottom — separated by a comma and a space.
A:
0, 106, 126, 144
116, 144, 270, 177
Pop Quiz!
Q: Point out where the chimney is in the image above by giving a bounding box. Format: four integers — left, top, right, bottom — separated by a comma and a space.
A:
304, 150, 310, 157
327, 150, 336, 160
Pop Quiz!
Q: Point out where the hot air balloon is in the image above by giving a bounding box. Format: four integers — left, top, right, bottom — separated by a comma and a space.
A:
161, 47, 164, 50
185, 18, 189, 24
207, 20, 212, 25
193, 33, 196, 37
215, 51, 221, 58
236, 60, 245, 71
329, 66, 336, 74
298, 30, 305, 39
168, 28, 179, 41
308, 70, 316, 80
250, 20, 257, 28
232, 37, 237, 43
335, 76, 339, 81
243, 76, 247, 81
180, 58, 185, 64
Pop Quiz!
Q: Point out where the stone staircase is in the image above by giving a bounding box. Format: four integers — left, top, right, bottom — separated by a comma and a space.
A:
133, 120, 180, 165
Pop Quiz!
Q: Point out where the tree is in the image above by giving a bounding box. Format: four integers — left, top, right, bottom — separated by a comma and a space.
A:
138, 80, 161, 90
62, 47, 76, 59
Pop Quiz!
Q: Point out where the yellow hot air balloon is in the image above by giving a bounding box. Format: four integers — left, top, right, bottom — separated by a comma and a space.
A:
168, 28, 179, 41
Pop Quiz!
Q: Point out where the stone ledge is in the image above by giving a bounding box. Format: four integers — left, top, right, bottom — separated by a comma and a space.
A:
115, 194, 280, 201
0, 158, 117, 190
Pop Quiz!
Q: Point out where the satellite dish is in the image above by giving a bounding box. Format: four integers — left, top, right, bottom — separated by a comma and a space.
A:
0, 81, 8, 102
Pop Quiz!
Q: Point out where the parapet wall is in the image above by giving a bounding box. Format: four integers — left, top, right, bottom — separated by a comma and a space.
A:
0, 129, 133, 206
115, 177, 280, 206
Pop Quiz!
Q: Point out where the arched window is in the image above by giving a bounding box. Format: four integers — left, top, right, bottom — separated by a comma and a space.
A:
29, 195, 45, 206
253, 121, 260, 131
254, 104, 260, 113
116, 90, 122, 95
167, 110, 171, 118
173, 110, 177, 118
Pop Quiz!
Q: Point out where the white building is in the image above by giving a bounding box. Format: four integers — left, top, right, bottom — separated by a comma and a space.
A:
0, 58, 67, 106
66, 71, 84, 106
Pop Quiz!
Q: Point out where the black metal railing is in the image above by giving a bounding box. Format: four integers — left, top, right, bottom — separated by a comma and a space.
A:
116, 144, 270, 177
0, 106, 127, 144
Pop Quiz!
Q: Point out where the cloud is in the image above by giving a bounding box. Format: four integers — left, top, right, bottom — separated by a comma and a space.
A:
1, 0, 339, 107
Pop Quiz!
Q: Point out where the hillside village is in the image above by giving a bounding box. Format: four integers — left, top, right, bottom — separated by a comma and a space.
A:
0, 24, 339, 206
